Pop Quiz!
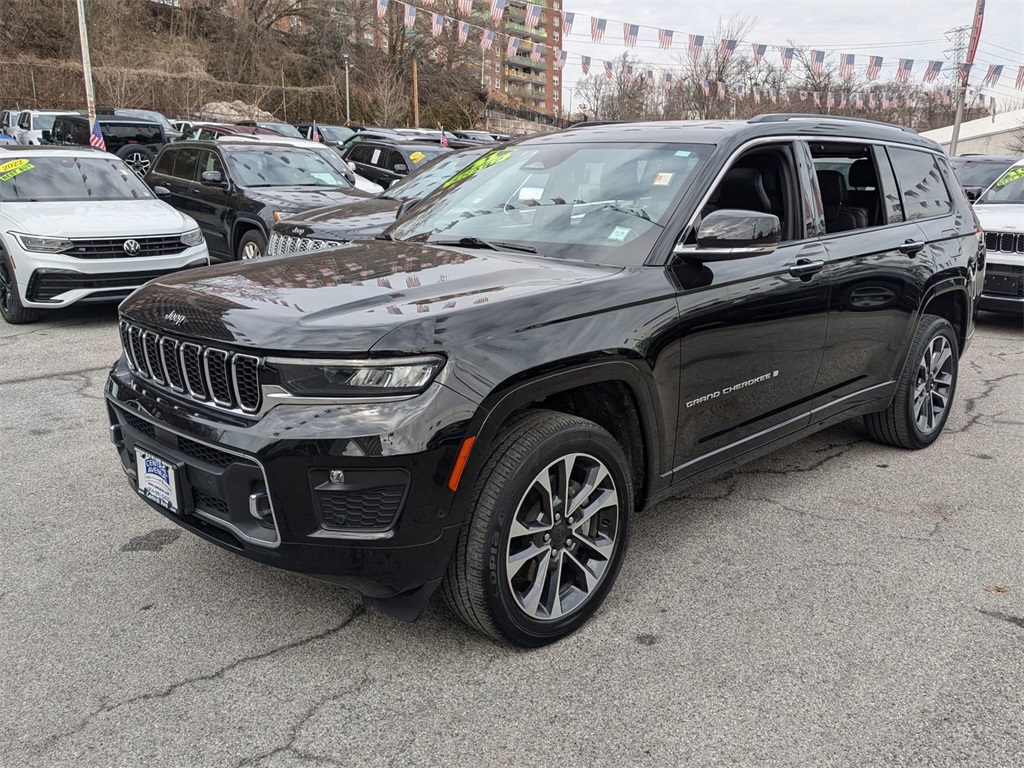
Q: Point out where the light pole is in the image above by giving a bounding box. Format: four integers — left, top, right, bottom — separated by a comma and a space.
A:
75, 0, 97, 126
342, 54, 351, 123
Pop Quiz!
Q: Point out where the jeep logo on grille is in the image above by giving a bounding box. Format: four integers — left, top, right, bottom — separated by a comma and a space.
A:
164, 311, 187, 326
289, 227, 308, 237
123, 239, 142, 256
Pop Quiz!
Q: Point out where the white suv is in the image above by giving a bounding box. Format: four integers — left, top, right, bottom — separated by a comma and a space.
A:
0, 147, 209, 324
13, 110, 76, 145
973, 158, 1024, 314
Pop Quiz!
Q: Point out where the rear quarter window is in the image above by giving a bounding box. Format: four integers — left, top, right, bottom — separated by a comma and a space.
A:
153, 148, 176, 175
103, 124, 163, 144
887, 147, 953, 220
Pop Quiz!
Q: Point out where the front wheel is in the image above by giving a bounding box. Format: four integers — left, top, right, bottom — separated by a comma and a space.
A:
237, 230, 267, 261
442, 409, 633, 647
0, 251, 40, 324
864, 314, 959, 449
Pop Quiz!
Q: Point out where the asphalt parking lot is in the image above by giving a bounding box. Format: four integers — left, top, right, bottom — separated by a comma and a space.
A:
1, 306, 1021, 767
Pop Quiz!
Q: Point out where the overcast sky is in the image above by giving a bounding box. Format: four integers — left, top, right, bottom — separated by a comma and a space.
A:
557, 0, 1024, 109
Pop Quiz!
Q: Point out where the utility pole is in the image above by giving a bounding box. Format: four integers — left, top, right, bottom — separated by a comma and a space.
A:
412, 58, 420, 128
75, 0, 97, 125
343, 54, 351, 123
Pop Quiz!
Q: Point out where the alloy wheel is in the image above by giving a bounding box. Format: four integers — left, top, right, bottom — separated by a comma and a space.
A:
0, 256, 11, 315
914, 335, 954, 435
241, 241, 262, 260
505, 452, 620, 621
124, 152, 151, 177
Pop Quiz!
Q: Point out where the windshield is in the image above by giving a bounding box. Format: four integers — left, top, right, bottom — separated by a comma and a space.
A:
0, 155, 154, 201
386, 142, 712, 265
260, 123, 304, 139
224, 147, 351, 187
952, 158, 1015, 189
386, 149, 489, 201
118, 110, 172, 133
34, 114, 63, 131
980, 166, 1024, 204
319, 125, 354, 142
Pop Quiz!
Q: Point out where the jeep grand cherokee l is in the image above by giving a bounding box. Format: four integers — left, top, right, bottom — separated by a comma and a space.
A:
107, 115, 982, 646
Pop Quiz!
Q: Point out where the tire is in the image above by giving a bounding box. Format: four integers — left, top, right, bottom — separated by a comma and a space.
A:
116, 144, 156, 177
864, 314, 959, 449
0, 250, 40, 324
237, 229, 267, 261
442, 409, 633, 647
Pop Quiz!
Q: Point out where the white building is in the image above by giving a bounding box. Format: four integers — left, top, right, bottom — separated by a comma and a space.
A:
921, 108, 1024, 156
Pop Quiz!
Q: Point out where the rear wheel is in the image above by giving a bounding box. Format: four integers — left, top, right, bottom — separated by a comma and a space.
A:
237, 230, 267, 261
116, 144, 156, 177
0, 251, 39, 324
864, 314, 959, 449
442, 409, 633, 647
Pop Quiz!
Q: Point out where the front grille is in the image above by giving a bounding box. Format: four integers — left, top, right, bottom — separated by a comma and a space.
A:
192, 488, 230, 517
120, 408, 156, 438
177, 435, 237, 468
67, 235, 187, 259
317, 486, 405, 531
984, 231, 1024, 253
120, 320, 262, 414
267, 232, 344, 258
27, 268, 186, 302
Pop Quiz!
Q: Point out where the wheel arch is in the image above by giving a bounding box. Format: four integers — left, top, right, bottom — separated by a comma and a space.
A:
230, 216, 269, 257
920, 282, 970, 351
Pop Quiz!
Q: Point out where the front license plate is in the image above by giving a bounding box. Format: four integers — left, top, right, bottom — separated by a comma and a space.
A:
135, 448, 180, 514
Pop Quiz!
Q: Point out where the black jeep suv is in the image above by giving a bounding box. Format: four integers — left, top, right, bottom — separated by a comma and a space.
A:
106, 116, 983, 646
48, 115, 167, 176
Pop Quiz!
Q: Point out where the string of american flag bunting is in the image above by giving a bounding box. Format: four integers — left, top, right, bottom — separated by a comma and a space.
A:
375, 0, 1024, 112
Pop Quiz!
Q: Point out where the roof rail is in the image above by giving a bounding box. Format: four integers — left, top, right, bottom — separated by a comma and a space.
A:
748, 113, 917, 134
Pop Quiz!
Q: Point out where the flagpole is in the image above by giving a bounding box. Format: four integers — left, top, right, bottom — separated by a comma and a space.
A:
950, 0, 985, 155
75, 0, 97, 126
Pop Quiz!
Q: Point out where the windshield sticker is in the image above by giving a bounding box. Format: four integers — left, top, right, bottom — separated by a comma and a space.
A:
994, 167, 1024, 187
674, 150, 692, 157
0, 158, 32, 181
653, 172, 674, 186
608, 226, 632, 241
309, 172, 339, 184
410, 151, 426, 164
442, 149, 514, 188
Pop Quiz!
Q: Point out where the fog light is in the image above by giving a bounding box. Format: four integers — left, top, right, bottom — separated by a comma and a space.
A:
248, 491, 272, 521
329, 470, 346, 484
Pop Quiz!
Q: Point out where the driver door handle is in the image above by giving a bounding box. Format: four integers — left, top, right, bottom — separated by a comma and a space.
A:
789, 258, 826, 278
899, 239, 925, 257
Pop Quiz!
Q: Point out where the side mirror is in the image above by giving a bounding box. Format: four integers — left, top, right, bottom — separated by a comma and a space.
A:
396, 198, 421, 219
675, 209, 781, 261
153, 185, 172, 199
393, 163, 408, 174
963, 186, 983, 203
40, 130, 52, 142
200, 170, 225, 186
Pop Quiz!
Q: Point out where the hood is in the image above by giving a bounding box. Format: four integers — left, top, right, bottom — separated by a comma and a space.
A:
275, 198, 402, 240
1, 198, 193, 237
973, 204, 1024, 232
119, 240, 621, 352
245, 185, 375, 213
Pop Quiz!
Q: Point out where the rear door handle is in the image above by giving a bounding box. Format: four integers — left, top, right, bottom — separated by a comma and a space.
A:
899, 239, 925, 257
789, 258, 826, 279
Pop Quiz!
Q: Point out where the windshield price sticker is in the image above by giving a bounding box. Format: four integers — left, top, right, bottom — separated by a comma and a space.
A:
995, 167, 1024, 188
442, 149, 514, 188
410, 151, 426, 164
0, 158, 33, 181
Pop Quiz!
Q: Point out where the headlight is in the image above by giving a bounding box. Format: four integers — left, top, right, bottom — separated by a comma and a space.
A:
13, 233, 73, 253
272, 355, 444, 397
180, 228, 204, 247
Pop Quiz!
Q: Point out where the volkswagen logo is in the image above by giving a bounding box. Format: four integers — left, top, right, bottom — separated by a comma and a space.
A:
123, 239, 142, 256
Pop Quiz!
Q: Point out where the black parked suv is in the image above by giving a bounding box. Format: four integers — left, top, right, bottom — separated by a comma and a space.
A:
107, 115, 982, 646
48, 115, 167, 176
144, 139, 373, 260
342, 139, 449, 189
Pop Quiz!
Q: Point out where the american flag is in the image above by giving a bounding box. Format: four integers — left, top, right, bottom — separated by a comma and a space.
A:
866, 56, 883, 80
89, 119, 105, 150
421, 0, 433, 5
506, 36, 519, 57
646, 69, 654, 85
581, 55, 590, 75
376, 0, 388, 19
959, 62, 973, 83
431, 12, 444, 37
688, 34, 704, 58
311, 121, 321, 142
1017, 65, 1024, 90
753, 88, 761, 104
942, 89, 951, 106
524, 3, 541, 29
780, 47, 794, 71
826, 91, 835, 108
604, 60, 614, 78
457, 0, 472, 13
717, 81, 725, 99
989, 96, 997, 122
480, 29, 494, 51
591, 18, 606, 43
403, 4, 416, 29
813, 92, 821, 107
809, 50, 825, 75
751, 43, 766, 64
839, 53, 855, 78
896, 59, 914, 83
734, 83, 744, 96
868, 92, 876, 108
623, 65, 634, 82
489, 0, 506, 23
530, 42, 542, 62
854, 93, 863, 109
440, 131, 449, 147
555, 50, 566, 70
658, 29, 673, 49
840, 92, 848, 108
624, 23, 639, 48
769, 86, 778, 102
458, 21, 469, 44
663, 72, 674, 91
982, 64, 1003, 87
907, 91, 917, 108
701, 79, 710, 96
922, 61, 942, 83
881, 93, 890, 109
719, 39, 737, 60
562, 12, 574, 36
799, 90, 808, 101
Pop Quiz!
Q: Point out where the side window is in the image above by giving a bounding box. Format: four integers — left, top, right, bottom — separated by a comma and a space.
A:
198, 129, 217, 140
348, 145, 373, 164
385, 149, 406, 172
172, 147, 201, 181
809, 142, 884, 232
18, 112, 30, 129
369, 147, 385, 167
51, 120, 65, 143
154, 148, 176, 175
199, 150, 223, 176
72, 123, 90, 144
886, 147, 953, 220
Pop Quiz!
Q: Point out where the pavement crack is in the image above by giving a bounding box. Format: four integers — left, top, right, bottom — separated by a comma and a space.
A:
951, 370, 1022, 433
0, 365, 112, 387
51, 604, 367, 746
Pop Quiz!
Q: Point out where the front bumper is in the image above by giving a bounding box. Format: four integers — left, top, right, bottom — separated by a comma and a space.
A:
979, 261, 1024, 314
106, 358, 475, 600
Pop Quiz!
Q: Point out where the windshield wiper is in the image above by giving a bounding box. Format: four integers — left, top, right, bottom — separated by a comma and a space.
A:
429, 236, 536, 254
